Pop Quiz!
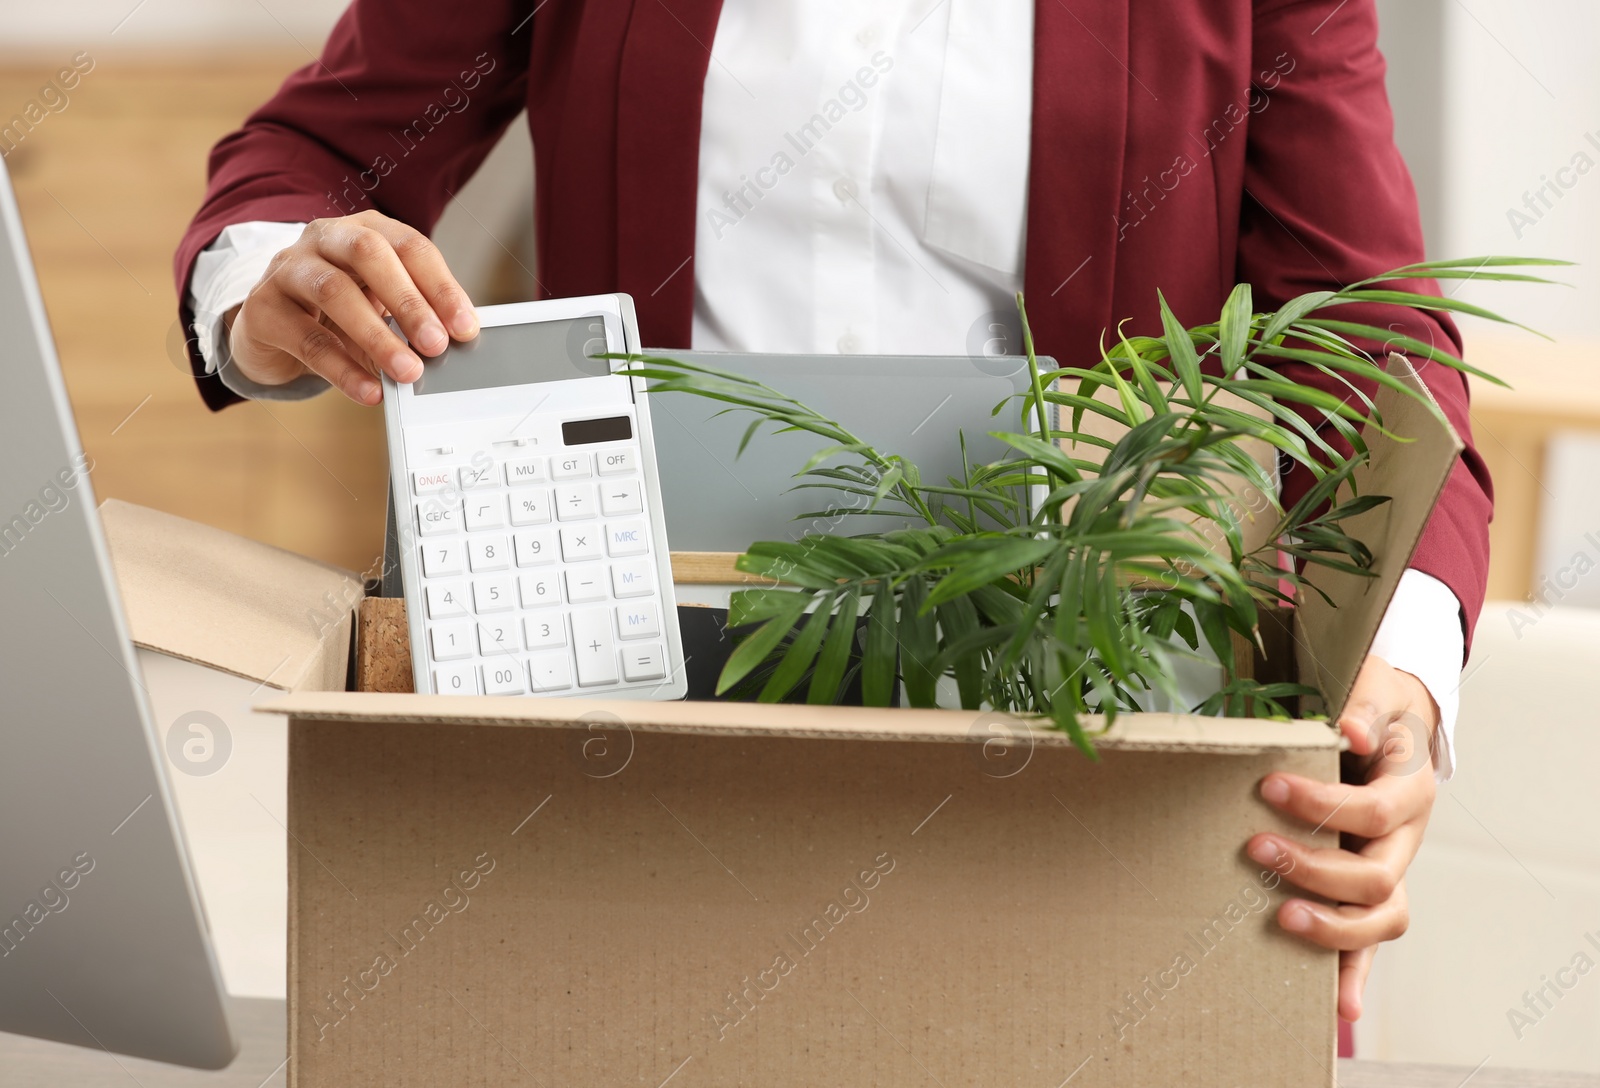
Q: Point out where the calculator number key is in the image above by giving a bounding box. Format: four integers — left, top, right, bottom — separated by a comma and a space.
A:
524, 614, 567, 650
430, 622, 474, 662
473, 577, 515, 614
434, 662, 479, 695
468, 536, 510, 572
519, 572, 562, 608
477, 621, 519, 655
514, 528, 557, 567
481, 661, 527, 696
422, 541, 464, 577
425, 583, 469, 619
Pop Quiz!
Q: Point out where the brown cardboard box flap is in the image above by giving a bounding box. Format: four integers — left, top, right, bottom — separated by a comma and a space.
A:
260, 690, 1336, 752
100, 499, 362, 692
1294, 355, 1465, 719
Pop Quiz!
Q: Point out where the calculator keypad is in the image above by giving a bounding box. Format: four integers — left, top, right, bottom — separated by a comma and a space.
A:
410, 440, 671, 696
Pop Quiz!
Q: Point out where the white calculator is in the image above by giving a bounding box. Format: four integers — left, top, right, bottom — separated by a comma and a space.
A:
382, 293, 686, 700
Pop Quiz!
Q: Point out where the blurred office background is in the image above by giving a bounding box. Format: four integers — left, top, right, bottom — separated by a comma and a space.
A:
3, 0, 1598, 1072
1, 0, 536, 576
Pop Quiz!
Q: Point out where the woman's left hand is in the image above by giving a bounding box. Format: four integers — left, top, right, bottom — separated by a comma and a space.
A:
1246, 654, 1440, 1022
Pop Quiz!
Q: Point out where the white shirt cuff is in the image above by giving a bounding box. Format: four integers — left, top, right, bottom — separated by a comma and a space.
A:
187, 221, 329, 401
1368, 568, 1464, 781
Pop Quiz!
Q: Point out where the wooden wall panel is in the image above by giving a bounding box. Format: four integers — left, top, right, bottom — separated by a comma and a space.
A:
2, 53, 387, 575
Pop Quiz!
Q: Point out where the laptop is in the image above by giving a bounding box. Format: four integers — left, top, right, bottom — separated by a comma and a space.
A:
646, 349, 1053, 551
0, 161, 236, 1067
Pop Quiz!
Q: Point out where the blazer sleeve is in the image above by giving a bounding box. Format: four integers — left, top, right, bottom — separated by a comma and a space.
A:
172, 0, 533, 411
1241, 0, 1494, 652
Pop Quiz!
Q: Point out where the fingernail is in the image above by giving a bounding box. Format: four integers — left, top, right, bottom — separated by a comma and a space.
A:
1260, 777, 1290, 805
418, 322, 448, 354
392, 353, 423, 383
1281, 903, 1312, 933
355, 378, 381, 404
450, 310, 478, 339
1248, 838, 1280, 867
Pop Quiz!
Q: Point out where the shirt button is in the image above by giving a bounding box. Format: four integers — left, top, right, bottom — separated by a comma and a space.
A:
856, 25, 880, 47
832, 177, 858, 204
837, 333, 861, 353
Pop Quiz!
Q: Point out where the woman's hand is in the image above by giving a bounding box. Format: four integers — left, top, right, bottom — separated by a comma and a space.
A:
1247, 654, 1440, 1022
223, 209, 479, 404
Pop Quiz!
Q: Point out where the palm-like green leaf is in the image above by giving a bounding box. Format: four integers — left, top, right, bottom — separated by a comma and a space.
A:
623, 256, 1567, 746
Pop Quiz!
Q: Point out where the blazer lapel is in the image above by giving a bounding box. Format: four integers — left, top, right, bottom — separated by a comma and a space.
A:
616, 0, 725, 347
1023, 0, 1130, 368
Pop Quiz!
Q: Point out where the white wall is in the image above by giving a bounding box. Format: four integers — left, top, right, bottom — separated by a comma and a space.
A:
1437, 0, 1600, 340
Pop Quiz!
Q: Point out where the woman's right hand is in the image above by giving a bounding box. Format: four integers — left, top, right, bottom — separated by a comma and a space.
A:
223, 209, 479, 404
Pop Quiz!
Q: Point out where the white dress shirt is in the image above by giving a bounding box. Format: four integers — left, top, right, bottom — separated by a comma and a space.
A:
689, 0, 1033, 358
185, 0, 1463, 777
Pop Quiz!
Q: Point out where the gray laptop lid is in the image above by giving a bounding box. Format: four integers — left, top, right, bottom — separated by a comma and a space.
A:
0, 163, 235, 1067
646, 351, 1052, 552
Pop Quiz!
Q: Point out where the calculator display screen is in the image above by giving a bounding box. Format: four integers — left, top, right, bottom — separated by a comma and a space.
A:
412, 317, 611, 395
562, 415, 633, 445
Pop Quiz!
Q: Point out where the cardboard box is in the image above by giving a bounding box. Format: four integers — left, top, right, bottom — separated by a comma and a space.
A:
108, 359, 1460, 1086
100, 499, 363, 998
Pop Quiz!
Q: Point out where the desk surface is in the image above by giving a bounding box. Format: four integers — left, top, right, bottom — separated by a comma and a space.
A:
0, 998, 286, 1087
2, 997, 1596, 1087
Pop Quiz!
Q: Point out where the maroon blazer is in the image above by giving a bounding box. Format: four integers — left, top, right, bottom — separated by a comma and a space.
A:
174, 0, 1493, 648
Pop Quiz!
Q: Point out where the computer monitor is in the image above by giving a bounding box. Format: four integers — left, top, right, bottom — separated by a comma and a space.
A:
0, 160, 236, 1067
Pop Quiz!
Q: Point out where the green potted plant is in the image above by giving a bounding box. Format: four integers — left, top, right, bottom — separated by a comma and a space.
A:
625, 258, 1564, 753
